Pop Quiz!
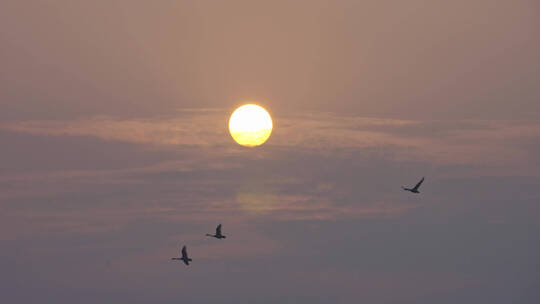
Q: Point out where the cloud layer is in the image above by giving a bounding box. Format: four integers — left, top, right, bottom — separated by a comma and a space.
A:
1, 111, 539, 303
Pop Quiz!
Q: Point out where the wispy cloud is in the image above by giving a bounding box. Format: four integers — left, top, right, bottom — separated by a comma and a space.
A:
2, 111, 539, 175
1, 111, 539, 304
1, 111, 539, 228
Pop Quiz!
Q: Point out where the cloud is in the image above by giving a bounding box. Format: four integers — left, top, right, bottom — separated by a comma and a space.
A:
1, 111, 539, 228
3, 111, 539, 163
1, 110, 539, 304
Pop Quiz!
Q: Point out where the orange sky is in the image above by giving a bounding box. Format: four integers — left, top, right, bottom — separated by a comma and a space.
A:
1, 0, 539, 120
1, 1, 539, 303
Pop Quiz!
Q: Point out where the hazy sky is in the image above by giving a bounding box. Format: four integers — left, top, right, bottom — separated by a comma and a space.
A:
1, 1, 539, 303
2, 0, 539, 120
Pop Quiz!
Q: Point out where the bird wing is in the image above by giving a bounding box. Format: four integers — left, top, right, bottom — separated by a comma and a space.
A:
216, 224, 222, 235
181, 246, 188, 258
412, 177, 425, 191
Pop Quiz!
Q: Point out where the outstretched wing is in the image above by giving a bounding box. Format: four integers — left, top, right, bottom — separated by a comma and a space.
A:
412, 177, 425, 191
181, 246, 188, 259
216, 224, 222, 235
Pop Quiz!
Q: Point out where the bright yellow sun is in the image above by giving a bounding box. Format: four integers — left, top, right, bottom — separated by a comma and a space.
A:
229, 104, 273, 147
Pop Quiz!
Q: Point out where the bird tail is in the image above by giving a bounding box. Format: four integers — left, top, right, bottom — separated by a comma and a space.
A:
188, 258, 193, 262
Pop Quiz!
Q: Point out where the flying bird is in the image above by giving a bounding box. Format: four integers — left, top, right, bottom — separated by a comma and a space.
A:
206, 224, 226, 239
402, 177, 425, 193
171, 245, 192, 265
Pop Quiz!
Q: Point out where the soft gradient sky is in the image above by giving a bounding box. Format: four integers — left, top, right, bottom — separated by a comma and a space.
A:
1, 1, 539, 303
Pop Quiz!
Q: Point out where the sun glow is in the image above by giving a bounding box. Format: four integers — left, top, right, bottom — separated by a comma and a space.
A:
228, 104, 273, 147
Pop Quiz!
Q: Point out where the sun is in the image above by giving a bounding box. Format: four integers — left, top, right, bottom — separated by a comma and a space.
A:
229, 104, 273, 147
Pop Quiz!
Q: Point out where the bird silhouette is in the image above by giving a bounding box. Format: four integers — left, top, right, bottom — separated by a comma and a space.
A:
402, 177, 425, 193
206, 224, 226, 239
171, 245, 192, 265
